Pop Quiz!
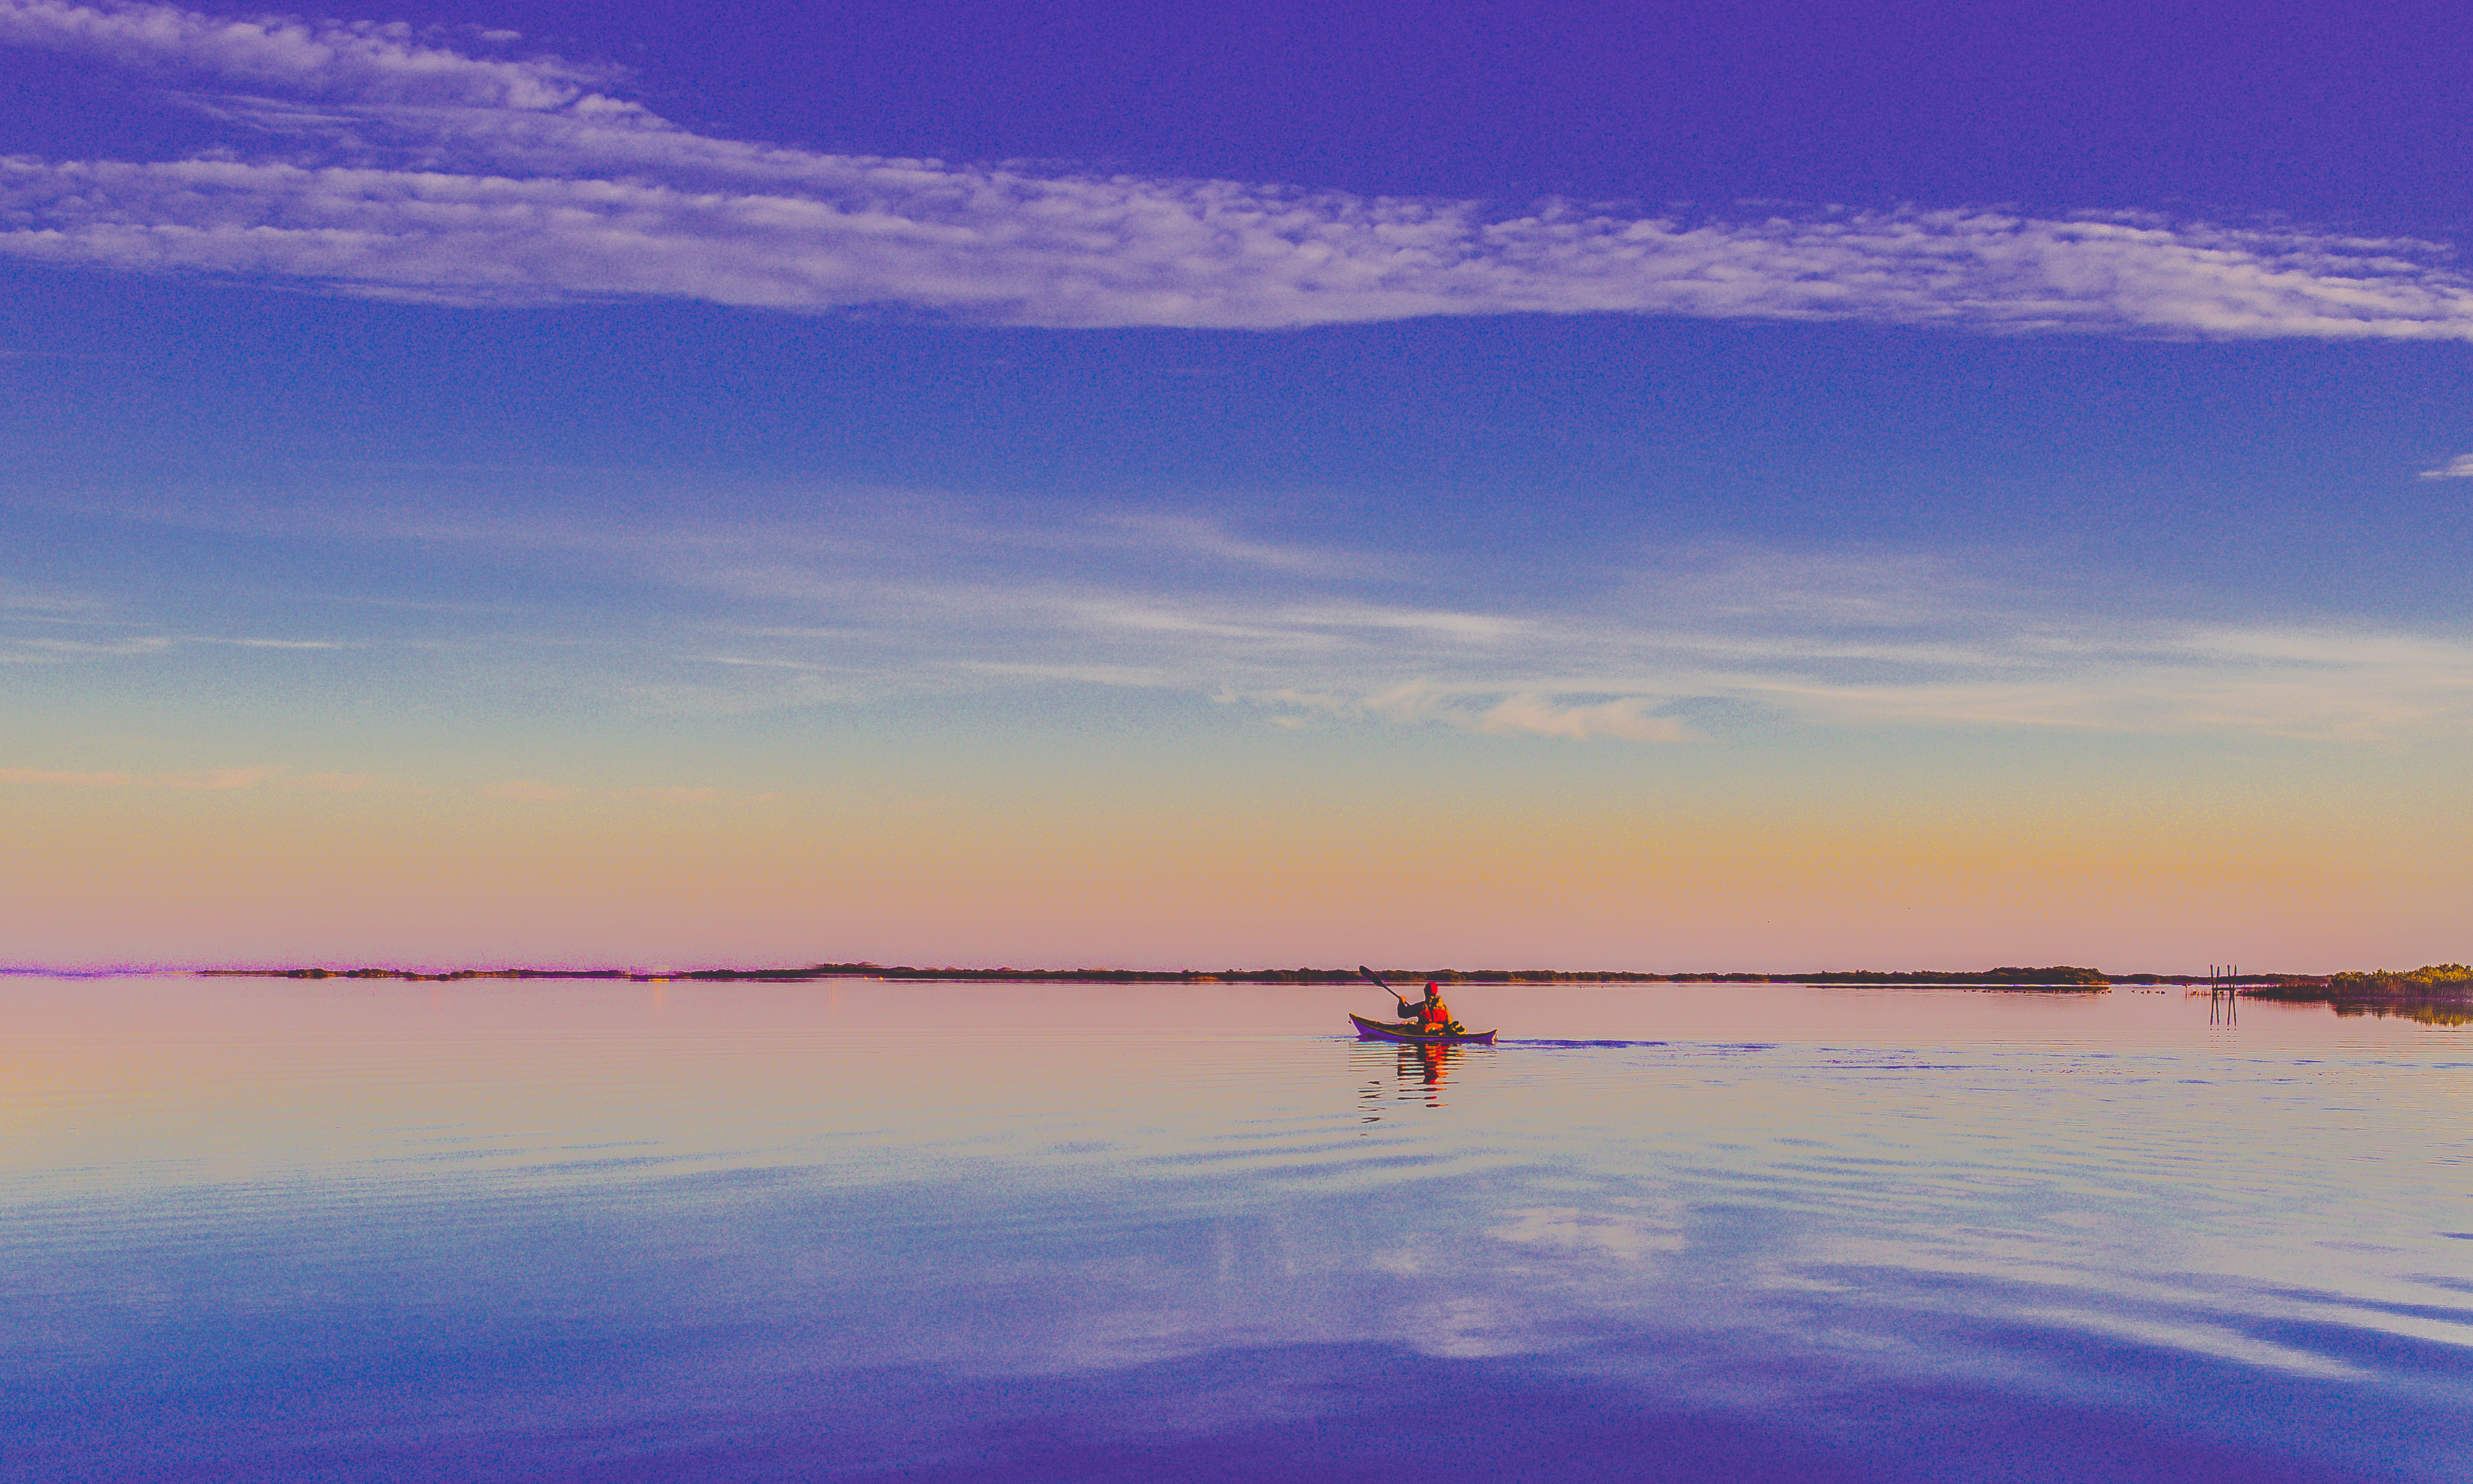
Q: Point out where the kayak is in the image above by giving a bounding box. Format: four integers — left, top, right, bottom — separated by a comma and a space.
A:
1349, 1013, 1498, 1045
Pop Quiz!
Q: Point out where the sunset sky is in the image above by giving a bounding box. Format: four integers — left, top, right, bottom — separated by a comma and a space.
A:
3, 0, 2468, 970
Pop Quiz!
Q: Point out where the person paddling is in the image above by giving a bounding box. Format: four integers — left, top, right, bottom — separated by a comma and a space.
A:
1400, 981, 1460, 1035
1356, 965, 1482, 1041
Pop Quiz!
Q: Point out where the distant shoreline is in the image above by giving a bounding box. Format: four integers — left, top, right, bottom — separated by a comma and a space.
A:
23, 962, 2469, 1011
138, 962, 2273, 988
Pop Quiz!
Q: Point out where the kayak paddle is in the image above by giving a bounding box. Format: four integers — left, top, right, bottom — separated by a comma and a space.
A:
1358, 965, 1415, 1015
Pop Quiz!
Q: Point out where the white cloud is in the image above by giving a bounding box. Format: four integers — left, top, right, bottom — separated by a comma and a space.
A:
2417, 455, 2473, 479
0, 0, 620, 108
5, 2, 2473, 337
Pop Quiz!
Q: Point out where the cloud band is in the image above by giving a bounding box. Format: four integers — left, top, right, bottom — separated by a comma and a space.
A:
6, 1, 2473, 336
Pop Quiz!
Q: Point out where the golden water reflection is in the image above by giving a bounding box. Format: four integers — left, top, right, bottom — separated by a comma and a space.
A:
1355, 1038, 1482, 1118
2330, 999, 2473, 1027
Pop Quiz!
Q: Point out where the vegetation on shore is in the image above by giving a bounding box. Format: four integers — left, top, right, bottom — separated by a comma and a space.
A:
2328, 963, 2473, 994
2248, 964, 2472, 1002
2231, 964, 2472, 1027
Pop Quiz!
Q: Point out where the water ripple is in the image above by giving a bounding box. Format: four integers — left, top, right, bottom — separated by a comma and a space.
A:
3, 977, 2470, 1481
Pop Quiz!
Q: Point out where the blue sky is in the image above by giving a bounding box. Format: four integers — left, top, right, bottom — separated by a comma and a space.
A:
2, 0, 2468, 968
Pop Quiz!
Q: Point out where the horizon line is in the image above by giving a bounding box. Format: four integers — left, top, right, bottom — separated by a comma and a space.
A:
1, 962, 2302, 985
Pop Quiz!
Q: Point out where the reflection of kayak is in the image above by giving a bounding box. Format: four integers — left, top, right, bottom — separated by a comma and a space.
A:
1349, 1013, 1498, 1045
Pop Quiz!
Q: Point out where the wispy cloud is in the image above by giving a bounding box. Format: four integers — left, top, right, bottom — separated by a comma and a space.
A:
215, 636, 351, 649
1089, 515, 1377, 578
1205, 616, 2473, 746
24, 486, 2473, 741
0, 0, 619, 106
2417, 455, 2473, 479
1462, 692, 1695, 744
602, 520, 2473, 744
0, 628, 347, 662
0, 634, 176, 661
0, 574, 356, 660
0, 764, 285, 788
6, 2, 2473, 338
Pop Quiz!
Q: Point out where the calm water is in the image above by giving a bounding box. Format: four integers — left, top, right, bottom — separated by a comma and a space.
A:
4, 976, 2470, 1482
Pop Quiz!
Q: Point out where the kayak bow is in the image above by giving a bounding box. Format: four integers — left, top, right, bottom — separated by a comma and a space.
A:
1348, 1012, 1497, 1045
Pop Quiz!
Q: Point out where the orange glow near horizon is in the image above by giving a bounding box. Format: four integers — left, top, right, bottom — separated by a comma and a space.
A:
3, 765, 2451, 972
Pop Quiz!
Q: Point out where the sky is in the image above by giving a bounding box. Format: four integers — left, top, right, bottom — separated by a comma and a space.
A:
2, 0, 2468, 971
